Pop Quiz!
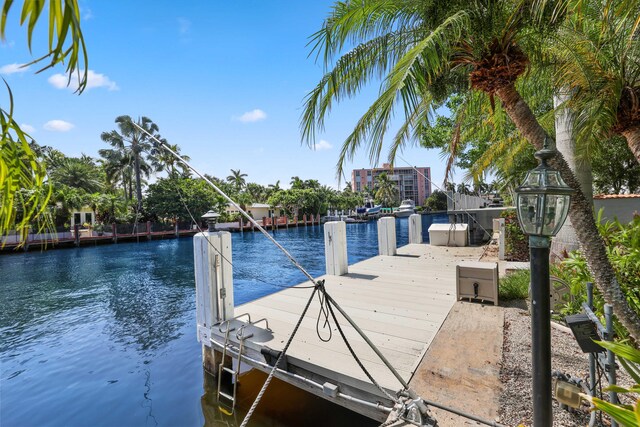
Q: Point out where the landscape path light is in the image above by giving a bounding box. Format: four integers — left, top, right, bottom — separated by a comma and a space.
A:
202, 210, 220, 232
514, 138, 574, 427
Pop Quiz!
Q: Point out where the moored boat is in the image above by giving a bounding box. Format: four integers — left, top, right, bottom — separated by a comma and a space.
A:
394, 199, 416, 217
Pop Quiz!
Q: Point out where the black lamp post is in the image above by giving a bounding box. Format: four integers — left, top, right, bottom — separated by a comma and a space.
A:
201, 210, 220, 232
514, 139, 574, 427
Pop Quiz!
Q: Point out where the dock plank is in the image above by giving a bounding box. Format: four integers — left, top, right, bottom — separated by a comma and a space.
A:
233, 243, 484, 391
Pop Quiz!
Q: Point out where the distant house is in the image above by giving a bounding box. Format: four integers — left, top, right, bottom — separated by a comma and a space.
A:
225, 203, 276, 219
70, 206, 96, 228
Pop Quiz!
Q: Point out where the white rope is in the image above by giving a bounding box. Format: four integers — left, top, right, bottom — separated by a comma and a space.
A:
131, 122, 319, 286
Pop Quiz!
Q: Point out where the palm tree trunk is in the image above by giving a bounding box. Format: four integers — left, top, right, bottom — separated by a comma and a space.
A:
621, 125, 640, 164
496, 83, 640, 341
134, 151, 143, 212
550, 92, 593, 259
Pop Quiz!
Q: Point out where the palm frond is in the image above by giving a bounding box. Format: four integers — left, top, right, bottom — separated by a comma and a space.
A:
332, 11, 470, 178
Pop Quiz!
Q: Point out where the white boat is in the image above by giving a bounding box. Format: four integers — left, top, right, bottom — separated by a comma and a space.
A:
365, 205, 382, 216
394, 199, 416, 217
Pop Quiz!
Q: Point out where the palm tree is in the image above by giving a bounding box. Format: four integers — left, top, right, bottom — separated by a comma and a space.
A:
552, 3, 640, 163
301, 0, 640, 339
152, 143, 191, 178
290, 176, 304, 189
374, 172, 398, 207
101, 116, 161, 212
99, 148, 134, 200
52, 158, 102, 194
456, 183, 470, 195
226, 169, 247, 193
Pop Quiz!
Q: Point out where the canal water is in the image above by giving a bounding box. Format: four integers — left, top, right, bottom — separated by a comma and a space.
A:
1, 215, 447, 427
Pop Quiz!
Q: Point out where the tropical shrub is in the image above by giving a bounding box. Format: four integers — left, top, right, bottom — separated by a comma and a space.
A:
424, 190, 448, 211
499, 269, 530, 301
501, 210, 528, 261
582, 341, 640, 427
554, 212, 640, 338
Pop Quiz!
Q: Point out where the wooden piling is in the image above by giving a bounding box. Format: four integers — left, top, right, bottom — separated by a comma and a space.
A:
324, 221, 348, 276
377, 217, 397, 256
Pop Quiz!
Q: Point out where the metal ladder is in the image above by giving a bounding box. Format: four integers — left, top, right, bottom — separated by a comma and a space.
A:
215, 316, 271, 414
217, 323, 253, 415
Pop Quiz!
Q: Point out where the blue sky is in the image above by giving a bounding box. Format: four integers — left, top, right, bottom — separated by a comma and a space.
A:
2, 1, 453, 190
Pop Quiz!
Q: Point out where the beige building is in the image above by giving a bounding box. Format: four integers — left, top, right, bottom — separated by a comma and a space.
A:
225, 203, 275, 219
70, 206, 96, 228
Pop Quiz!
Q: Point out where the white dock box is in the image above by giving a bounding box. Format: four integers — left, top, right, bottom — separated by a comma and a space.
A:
428, 223, 468, 247
456, 261, 499, 305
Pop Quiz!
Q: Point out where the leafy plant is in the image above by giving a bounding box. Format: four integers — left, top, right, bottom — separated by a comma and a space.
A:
499, 269, 530, 301
554, 211, 640, 338
582, 341, 640, 427
501, 210, 528, 262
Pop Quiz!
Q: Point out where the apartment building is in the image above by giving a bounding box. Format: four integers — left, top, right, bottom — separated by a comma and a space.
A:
351, 164, 432, 205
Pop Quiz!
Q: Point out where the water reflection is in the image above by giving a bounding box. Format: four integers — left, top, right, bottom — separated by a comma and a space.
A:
0, 214, 447, 426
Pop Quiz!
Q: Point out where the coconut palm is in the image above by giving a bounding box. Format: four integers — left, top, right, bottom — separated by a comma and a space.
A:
301, 0, 640, 339
99, 148, 134, 199
151, 143, 190, 178
101, 116, 161, 212
226, 169, 247, 193
290, 176, 304, 189
374, 172, 398, 207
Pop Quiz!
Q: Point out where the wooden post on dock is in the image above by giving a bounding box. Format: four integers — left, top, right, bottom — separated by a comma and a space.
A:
193, 229, 235, 375
112, 223, 118, 243
303, 214, 307, 225
174, 221, 179, 237
146, 221, 152, 240
324, 221, 348, 276
74, 224, 80, 247
377, 217, 396, 256
408, 214, 423, 244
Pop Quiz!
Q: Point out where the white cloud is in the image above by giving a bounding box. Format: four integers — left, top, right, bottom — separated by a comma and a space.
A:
312, 139, 333, 151
48, 70, 119, 91
20, 123, 36, 133
43, 120, 74, 132
0, 63, 30, 74
234, 109, 267, 123
83, 8, 93, 20
178, 17, 191, 34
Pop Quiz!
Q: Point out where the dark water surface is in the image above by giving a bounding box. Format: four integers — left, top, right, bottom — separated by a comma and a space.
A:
1, 215, 447, 427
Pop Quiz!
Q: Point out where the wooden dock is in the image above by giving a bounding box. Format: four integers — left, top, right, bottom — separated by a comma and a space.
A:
206, 243, 484, 421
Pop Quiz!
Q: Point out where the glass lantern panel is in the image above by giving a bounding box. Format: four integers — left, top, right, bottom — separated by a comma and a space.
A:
542, 194, 571, 235
546, 171, 562, 187
523, 170, 543, 188
517, 193, 542, 234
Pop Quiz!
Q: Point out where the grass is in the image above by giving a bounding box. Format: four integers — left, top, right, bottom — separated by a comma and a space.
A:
499, 269, 530, 301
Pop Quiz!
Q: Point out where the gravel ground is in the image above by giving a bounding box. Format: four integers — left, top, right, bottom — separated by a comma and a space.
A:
498, 306, 637, 427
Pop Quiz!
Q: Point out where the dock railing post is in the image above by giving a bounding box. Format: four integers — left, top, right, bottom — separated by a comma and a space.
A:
193, 228, 235, 373
377, 217, 396, 256
324, 221, 348, 276
408, 214, 422, 244
74, 224, 80, 247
